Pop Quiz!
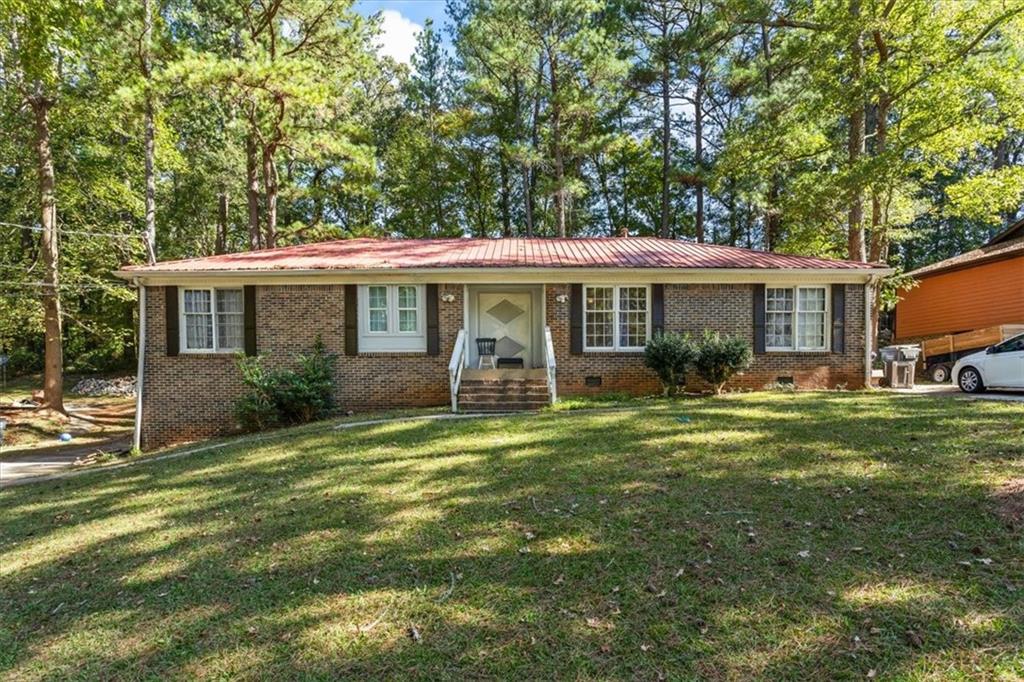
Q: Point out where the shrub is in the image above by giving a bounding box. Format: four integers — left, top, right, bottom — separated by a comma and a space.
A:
644, 332, 696, 396
693, 331, 752, 395
234, 338, 336, 432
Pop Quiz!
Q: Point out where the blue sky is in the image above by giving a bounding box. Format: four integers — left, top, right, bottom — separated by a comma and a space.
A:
354, 0, 450, 64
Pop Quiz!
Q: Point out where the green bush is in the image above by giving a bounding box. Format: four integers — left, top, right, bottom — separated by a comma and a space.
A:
234, 338, 336, 432
693, 331, 752, 395
643, 332, 696, 396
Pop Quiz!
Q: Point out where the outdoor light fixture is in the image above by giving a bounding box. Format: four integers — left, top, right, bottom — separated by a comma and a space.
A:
441, 292, 456, 303
555, 294, 569, 303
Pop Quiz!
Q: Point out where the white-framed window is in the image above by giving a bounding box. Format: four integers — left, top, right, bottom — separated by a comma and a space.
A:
181, 287, 244, 352
358, 284, 426, 352
584, 285, 650, 351
765, 285, 829, 351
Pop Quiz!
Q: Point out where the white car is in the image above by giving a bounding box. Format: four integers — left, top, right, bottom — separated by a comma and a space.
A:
952, 332, 1024, 393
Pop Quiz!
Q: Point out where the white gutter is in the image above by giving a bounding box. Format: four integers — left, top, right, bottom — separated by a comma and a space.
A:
114, 265, 895, 287
133, 281, 146, 451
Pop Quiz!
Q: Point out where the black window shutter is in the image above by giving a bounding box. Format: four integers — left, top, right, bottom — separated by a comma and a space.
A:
752, 284, 766, 354
344, 284, 358, 356
243, 285, 257, 356
426, 284, 439, 356
570, 284, 583, 355
651, 284, 665, 337
165, 285, 179, 357
831, 284, 846, 354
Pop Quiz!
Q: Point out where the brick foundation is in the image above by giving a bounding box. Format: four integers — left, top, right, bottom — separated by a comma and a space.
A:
141, 281, 866, 449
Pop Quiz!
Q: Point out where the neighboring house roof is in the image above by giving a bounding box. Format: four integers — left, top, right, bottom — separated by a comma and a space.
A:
906, 235, 1024, 279
118, 238, 882, 275
987, 216, 1024, 246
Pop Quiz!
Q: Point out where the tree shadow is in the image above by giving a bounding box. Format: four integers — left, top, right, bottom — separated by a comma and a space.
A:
1, 393, 1022, 678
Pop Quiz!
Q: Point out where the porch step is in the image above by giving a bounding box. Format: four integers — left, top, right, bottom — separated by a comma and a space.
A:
458, 375, 551, 412
459, 401, 550, 412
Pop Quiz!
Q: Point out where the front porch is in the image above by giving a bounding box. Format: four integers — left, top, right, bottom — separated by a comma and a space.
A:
450, 285, 557, 412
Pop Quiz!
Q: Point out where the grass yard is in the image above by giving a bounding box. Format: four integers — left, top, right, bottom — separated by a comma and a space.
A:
1, 392, 1023, 680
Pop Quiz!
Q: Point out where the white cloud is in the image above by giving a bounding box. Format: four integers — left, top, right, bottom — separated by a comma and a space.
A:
376, 10, 422, 66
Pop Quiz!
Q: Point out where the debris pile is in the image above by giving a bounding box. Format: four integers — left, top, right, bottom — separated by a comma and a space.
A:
71, 376, 137, 397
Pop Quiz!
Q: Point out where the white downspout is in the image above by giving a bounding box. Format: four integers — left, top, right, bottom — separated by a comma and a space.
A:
863, 276, 877, 390
133, 280, 146, 451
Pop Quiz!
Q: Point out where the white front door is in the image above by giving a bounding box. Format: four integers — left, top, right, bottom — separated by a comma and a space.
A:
477, 292, 533, 368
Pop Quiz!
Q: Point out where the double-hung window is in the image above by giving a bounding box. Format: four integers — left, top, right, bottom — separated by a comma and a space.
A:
358, 284, 426, 352
182, 288, 244, 352
765, 285, 828, 351
584, 285, 649, 351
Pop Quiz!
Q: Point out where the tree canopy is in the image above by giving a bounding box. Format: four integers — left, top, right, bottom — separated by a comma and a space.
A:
1, 0, 1022, 379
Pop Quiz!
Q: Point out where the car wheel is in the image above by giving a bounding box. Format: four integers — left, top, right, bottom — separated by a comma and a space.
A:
957, 367, 985, 393
929, 364, 950, 383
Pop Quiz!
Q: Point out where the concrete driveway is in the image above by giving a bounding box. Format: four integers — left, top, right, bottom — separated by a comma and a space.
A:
888, 383, 1024, 403
0, 435, 131, 487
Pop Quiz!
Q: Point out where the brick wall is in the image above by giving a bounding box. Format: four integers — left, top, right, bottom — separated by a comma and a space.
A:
545, 283, 866, 398
142, 280, 865, 449
141, 284, 463, 449
544, 285, 663, 396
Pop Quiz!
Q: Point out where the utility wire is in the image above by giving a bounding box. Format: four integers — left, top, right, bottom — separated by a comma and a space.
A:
0, 281, 130, 291
0, 221, 146, 240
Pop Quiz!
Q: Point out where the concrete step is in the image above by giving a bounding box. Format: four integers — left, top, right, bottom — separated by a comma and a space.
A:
459, 400, 549, 412
459, 380, 549, 389
457, 391, 551, 401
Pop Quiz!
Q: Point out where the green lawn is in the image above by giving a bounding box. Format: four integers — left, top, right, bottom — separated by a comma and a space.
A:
1, 393, 1022, 680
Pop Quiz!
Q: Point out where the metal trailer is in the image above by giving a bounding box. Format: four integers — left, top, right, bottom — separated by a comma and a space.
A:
920, 324, 1024, 383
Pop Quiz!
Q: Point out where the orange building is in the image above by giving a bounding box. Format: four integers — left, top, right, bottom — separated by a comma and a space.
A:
895, 219, 1024, 342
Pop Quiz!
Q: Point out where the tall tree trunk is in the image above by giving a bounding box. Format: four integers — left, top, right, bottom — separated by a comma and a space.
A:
499, 154, 511, 237
760, 25, 782, 250
847, 0, 866, 261
765, 182, 780, 250
245, 134, 261, 249
216, 191, 229, 254
550, 51, 566, 238
262, 147, 278, 248
524, 69, 540, 237
694, 64, 705, 244
868, 94, 891, 351
522, 164, 534, 237
32, 95, 64, 413
141, 0, 157, 264
726, 177, 739, 246
594, 154, 616, 235
659, 23, 671, 239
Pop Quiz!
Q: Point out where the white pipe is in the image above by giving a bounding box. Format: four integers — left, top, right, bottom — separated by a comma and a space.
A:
864, 277, 877, 389
133, 281, 146, 451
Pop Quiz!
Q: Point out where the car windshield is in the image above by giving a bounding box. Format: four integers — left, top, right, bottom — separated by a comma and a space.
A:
993, 333, 1024, 353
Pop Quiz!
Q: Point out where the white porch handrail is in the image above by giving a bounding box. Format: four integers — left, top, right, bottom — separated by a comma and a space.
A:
448, 329, 468, 412
543, 326, 557, 404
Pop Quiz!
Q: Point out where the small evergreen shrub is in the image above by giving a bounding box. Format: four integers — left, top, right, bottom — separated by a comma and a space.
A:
693, 331, 752, 395
234, 338, 336, 432
643, 332, 696, 396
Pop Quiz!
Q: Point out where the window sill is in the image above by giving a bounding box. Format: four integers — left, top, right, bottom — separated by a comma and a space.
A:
177, 350, 243, 356
357, 351, 429, 357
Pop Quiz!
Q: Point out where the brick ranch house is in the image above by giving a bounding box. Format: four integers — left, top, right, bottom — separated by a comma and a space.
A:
115, 238, 892, 449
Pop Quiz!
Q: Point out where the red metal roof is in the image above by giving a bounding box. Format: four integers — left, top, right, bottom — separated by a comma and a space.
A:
119, 238, 882, 273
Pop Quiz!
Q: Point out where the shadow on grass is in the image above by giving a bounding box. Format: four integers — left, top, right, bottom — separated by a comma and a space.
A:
1, 392, 1022, 679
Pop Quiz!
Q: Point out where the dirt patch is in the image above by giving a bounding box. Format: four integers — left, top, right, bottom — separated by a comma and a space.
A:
993, 479, 1024, 528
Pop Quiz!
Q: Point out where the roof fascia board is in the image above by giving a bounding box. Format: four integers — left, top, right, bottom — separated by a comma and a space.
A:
906, 249, 1022, 280
116, 266, 893, 287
